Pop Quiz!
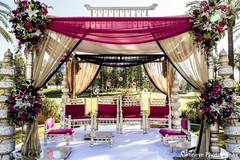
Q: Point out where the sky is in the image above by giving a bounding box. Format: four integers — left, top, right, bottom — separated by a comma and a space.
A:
0, 0, 229, 59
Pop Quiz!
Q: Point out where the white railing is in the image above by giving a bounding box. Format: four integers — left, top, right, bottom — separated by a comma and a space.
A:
84, 4, 158, 17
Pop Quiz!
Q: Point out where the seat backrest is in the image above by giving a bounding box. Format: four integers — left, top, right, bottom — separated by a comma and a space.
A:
181, 118, 188, 130
65, 104, 85, 116
98, 104, 117, 115
150, 106, 169, 115
45, 118, 54, 131
122, 106, 141, 115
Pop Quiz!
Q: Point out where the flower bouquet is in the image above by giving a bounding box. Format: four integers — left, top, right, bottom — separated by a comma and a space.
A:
5, 81, 42, 127
10, 0, 51, 53
199, 81, 237, 125
188, 0, 228, 54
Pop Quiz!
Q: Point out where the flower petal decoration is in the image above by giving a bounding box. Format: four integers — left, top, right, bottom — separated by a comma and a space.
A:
199, 81, 238, 125
188, 0, 228, 55
5, 81, 42, 127
9, 0, 51, 53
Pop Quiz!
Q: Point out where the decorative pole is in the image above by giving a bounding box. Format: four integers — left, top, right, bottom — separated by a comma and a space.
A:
219, 49, 240, 159
171, 74, 181, 129
60, 64, 69, 128
0, 49, 15, 160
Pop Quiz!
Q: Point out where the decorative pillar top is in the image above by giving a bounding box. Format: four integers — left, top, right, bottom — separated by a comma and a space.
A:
84, 4, 158, 17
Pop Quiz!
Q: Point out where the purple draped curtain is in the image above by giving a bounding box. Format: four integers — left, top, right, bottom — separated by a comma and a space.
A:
47, 16, 192, 44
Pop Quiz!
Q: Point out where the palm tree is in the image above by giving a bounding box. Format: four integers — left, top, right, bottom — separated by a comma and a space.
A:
0, 1, 12, 43
227, 0, 240, 79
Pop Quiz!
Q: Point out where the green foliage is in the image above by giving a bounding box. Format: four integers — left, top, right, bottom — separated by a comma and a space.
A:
181, 100, 200, 124
0, 1, 12, 43
54, 70, 63, 86
40, 97, 61, 123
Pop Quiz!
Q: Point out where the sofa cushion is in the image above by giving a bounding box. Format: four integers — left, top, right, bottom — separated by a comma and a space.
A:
148, 115, 168, 118
98, 104, 117, 115
159, 129, 186, 136
65, 104, 85, 117
150, 106, 169, 115
122, 106, 141, 115
48, 128, 74, 135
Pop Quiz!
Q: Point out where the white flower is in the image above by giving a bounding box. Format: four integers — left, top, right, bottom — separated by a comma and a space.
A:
26, 7, 39, 19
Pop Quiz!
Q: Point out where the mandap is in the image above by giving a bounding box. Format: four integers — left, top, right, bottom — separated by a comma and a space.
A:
9, 0, 231, 159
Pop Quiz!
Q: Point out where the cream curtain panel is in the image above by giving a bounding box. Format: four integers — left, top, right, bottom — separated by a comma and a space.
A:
32, 30, 75, 88
67, 59, 100, 96
159, 31, 208, 91
160, 31, 208, 156
144, 60, 174, 95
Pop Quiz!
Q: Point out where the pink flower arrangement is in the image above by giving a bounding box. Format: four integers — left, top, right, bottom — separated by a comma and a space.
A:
199, 82, 236, 125
5, 81, 42, 127
9, 0, 51, 53
188, 0, 228, 54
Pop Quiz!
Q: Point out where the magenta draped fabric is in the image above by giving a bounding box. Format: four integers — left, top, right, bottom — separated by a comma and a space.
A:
47, 16, 192, 44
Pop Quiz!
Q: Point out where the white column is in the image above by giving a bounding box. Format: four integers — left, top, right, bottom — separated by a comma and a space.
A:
171, 75, 181, 129
218, 49, 240, 159
25, 52, 32, 81
60, 64, 69, 128
0, 49, 15, 159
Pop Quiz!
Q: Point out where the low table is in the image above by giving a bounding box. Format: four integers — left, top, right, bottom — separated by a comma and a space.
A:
90, 131, 114, 147
40, 147, 72, 160
169, 140, 195, 153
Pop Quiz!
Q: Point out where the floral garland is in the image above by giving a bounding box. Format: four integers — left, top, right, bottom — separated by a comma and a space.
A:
9, 0, 51, 53
199, 81, 237, 125
188, 0, 228, 54
5, 81, 42, 127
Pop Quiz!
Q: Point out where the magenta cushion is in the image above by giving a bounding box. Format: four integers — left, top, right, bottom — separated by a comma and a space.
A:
123, 114, 142, 118
71, 115, 90, 119
48, 128, 74, 135
150, 106, 169, 115
181, 118, 188, 130
46, 118, 54, 130
65, 104, 85, 117
97, 115, 116, 118
159, 129, 186, 136
148, 115, 168, 118
98, 104, 117, 115
122, 106, 141, 115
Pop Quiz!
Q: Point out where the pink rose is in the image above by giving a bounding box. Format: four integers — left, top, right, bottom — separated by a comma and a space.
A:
213, 85, 221, 93
21, 113, 27, 122
217, 26, 223, 32
197, 34, 203, 41
204, 6, 209, 12
193, 10, 198, 16
43, 8, 48, 15
200, 1, 207, 6
202, 107, 211, 113
9, 105, 15, 112
219, 5, 227, 11
24, 21, 33, 29
20, 85, 27, 91
12, 10, 18, 15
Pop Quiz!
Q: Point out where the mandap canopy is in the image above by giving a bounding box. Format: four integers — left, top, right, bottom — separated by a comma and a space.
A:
25, 15, 209, 158
33, 16, 208, 96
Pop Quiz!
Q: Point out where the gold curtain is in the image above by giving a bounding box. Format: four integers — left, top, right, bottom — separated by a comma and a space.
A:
159, 31, 208, 91
160, 31, 209, 156
144, 60, 174, 95
22, 30, 75, 159
32, 30, 74, 88
67, 59, 100, 96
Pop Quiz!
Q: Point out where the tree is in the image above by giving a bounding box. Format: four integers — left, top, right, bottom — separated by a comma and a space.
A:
13, 53, 26, 87
54, 70, 63, 87
0, 1, 12, 43
227, 0, 240, 79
